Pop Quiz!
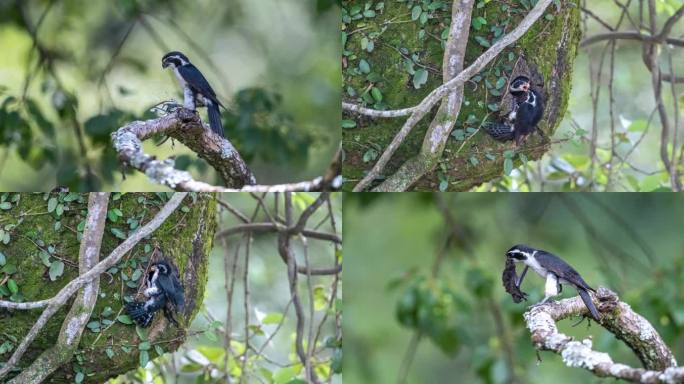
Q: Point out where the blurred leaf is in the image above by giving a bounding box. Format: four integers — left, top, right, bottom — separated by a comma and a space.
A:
49, 261, 64, 281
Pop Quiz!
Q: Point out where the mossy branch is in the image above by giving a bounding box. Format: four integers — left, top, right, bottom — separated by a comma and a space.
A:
349, 0, 555, 191
8, 193, 109, 384
0, 193, 187, 380
524, 287, 684, 382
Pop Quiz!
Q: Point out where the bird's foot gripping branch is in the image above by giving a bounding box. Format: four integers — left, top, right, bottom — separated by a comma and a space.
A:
524, 287, 684, 383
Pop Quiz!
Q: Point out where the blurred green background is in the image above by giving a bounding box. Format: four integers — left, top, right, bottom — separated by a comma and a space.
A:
344, 193, 684, 383
0, 0, 340, 191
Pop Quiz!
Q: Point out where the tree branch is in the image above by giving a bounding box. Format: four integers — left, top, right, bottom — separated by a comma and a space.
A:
112, 108, 255, 188
0, 193, 186, 379
374, 0, 474, 191
9, 193, 109, 383
352, 0, 554, 191
280, 193, 319, 383
112, 111, 342, 192
524, 287, 684, 382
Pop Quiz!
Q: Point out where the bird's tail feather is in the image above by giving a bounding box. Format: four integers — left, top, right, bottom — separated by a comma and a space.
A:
125, 302, 155, 328
207, 101, 225, 138
578, 288, 601, 320
483, 122, 514, 141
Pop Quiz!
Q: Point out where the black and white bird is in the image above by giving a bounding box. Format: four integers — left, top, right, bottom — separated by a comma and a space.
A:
505, 244, 600, 321
484, 76, 544, 146
125, 260, 185, 327
162, 51, 226, 138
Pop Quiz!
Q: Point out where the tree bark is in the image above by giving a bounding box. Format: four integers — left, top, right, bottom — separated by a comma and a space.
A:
342, 0, 581, 191
0, 193, 216, 382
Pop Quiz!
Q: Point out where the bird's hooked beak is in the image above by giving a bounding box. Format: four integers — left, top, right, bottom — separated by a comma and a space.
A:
522, 84, 529, 92
150, 265, 157, 272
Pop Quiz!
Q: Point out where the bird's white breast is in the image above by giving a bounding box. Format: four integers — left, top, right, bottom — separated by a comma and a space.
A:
173, 67, 187, 87
523, 251, 548, 277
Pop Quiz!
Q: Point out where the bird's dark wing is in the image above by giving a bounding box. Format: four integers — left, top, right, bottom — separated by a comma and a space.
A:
178, 64, 225, 108
531, 89, 544, 126
157, 272, 185, 310
534, 251, 595, 292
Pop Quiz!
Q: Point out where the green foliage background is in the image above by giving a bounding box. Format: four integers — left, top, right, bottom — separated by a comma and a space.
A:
0, 0, 340, 191
344, 193, 684, 383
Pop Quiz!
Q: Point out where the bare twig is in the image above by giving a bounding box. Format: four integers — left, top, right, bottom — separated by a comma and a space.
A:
280, 193, 319, 383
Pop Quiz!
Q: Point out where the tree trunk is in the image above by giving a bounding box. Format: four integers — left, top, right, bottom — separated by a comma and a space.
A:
342, 0, 581, 191
0, 193, 216, 382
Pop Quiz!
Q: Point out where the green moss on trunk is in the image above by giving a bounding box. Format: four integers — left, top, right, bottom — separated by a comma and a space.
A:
0, 193, 215, 382
342, 1, 581, 190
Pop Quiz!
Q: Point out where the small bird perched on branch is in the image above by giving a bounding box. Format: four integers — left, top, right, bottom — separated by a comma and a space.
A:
162, 51, 226, 138
125, 259, 185, 327
484, 75, 545, 146
503, 244, 601, 321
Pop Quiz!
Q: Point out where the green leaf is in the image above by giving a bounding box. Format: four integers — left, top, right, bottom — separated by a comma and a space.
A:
0, 202, 11, 210
474, 36, 490, 47
471, 16, 487, 30
75, 372, 84, 384
411, 5, 422, 20
117, 314, 134, 325
111, 228, 127, 240
469, 156, 480, 166
131, 269, 143, 282
106, 347, 115, 359
504, 158, 514, 175
139, 350, 150, 368
7, 279, 18, 294
371, 87, 383, 102
413, 69, 428, 89
274, 364, 303, 384
0, 251, 5, 266
263, 312, 284, 325
502, 150, 515, 159
628, 120, 648, 132
138, 341, 151, 351
49, 261, 64, 281
341, 119, 357, 129
439, 180, 448, 191
358, 59, 370, 74
47, 197, 57, 213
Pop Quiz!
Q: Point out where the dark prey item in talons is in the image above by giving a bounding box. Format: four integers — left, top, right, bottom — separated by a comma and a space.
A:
502, 257, 529, 303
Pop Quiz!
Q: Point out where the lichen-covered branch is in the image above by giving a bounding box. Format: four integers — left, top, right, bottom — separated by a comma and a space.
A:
523, 286, 684, 383
112, 109, 342, 193
0, 193, 187, 380
111, 108, 255, 189
352, 0, 554, 191
9, 193, 109, 384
